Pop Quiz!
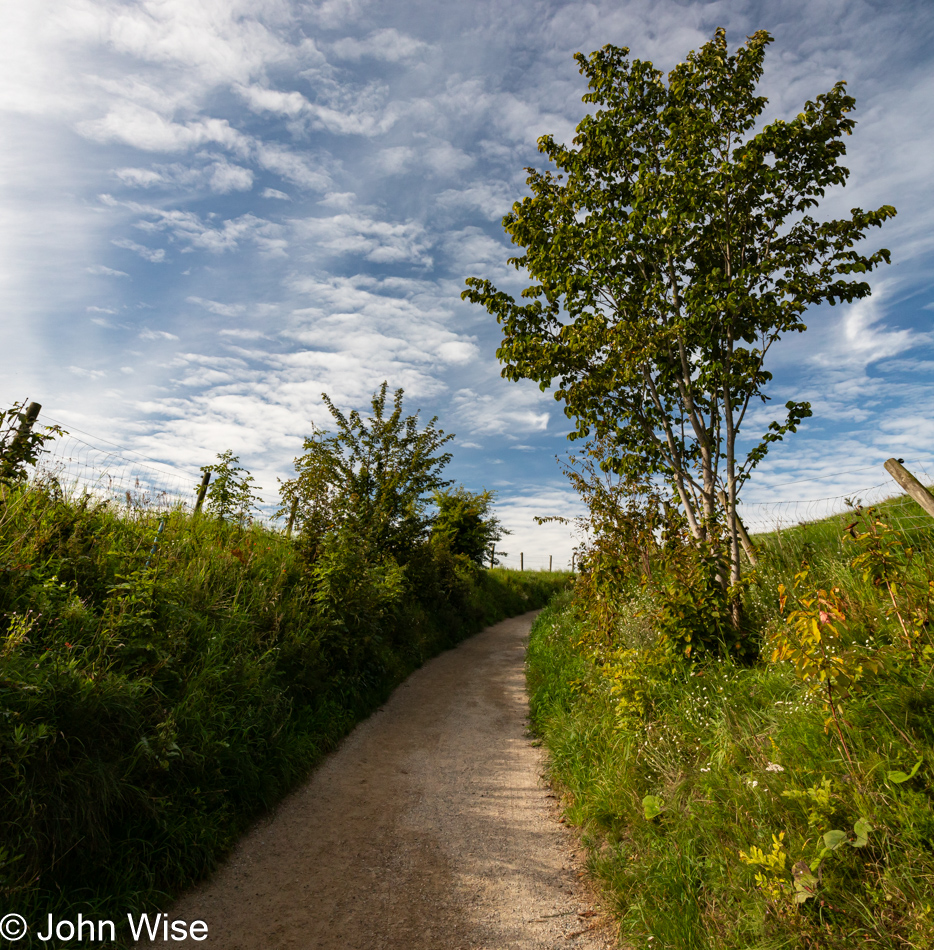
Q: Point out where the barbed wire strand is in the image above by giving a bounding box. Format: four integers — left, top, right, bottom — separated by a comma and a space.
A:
12, 418, 934, 545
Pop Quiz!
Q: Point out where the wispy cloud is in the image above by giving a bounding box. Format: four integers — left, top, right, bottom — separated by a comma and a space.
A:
86, 265, 130, 277
112, 238, 166, 263
1, 0, 933, 567
330, 28, 428, 63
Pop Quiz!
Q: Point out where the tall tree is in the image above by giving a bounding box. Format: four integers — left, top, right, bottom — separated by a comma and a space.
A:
463, 29, 895, 611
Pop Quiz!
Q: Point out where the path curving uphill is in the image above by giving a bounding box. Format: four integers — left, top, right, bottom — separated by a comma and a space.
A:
142, 611, 612, 950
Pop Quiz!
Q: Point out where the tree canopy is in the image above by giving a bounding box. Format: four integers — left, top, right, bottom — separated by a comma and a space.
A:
431, 487, 507, 566
279, 382, 454, 558
463, 28, 895, 599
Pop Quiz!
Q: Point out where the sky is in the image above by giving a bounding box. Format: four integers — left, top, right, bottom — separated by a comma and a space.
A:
1, 0, 933, 565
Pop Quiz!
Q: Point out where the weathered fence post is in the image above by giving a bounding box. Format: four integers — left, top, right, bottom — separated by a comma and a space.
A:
884, 458, 934, 520
285, 496, 298, 537
1, 401, 41, 479
520, 552, 524, 571
717, 489, 758, 566
549, 554, 552, 572
194, 470, 211, 515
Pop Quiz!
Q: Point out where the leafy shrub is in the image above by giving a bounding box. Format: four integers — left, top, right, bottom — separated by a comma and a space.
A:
0, 476, 568, 934
430, 486, 506, 566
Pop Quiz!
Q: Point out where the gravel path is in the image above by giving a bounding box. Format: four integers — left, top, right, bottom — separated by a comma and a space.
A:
142, 611, 613, 950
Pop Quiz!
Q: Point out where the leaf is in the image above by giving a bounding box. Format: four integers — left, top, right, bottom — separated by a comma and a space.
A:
822, 829, 848, 851
642, 794, 664, 820
851, 817, 872, 848
792, 860, 818, 903
887, 758, 923, 784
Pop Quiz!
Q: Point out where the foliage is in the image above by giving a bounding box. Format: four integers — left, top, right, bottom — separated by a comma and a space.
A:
846, 505, 929, 657
278, 382, 454, 560
0, 476, 569, 939
463, 29, 895, 601
544, 437, 747, 658
526, 491, 934, 949
0, 401, 65, 483
199, 450, 263, 526
528, 539, 934, 950
431, 486, 507, 566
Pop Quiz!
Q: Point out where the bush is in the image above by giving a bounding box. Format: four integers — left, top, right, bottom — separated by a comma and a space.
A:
526, 497, 934, 950
0, 478, 569, 939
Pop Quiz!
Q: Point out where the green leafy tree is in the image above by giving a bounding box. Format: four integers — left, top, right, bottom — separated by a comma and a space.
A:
279, 382, 454, 558
200, 450, 263, 526
431, 487, 508, 566
463, 29, 895, 619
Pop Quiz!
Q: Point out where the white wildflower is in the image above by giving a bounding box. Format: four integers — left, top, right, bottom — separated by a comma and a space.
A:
766, 762, 785, 772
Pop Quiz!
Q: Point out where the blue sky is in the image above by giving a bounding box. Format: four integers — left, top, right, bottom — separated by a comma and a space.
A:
1, 0, 933, 564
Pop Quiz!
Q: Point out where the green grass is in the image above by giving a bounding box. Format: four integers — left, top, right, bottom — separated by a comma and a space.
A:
0, 479, 569, 944
527, 495, 934, 949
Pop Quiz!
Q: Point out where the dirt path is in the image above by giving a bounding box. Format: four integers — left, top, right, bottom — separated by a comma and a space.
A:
144, 611, 613, 950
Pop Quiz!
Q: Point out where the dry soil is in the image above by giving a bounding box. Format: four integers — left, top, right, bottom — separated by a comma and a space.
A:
141, 610, 614, 950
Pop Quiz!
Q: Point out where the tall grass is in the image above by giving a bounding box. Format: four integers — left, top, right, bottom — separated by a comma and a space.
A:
0, 479, 568, 943
528, 495, 934, 949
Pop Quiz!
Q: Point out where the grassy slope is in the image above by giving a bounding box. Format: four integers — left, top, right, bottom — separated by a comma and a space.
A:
0, 480, 569, 940
527, 497, 934, 950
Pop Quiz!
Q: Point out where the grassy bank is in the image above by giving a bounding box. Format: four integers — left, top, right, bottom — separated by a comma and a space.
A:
528, 497, 934, 949
0, 479, 568, 941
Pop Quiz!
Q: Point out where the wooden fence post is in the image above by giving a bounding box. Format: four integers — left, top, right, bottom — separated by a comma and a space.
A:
520, 552, 524, 571
718, 489, 758, 566
884, 458, 934, 520
549, 554, 552, 572
194, 471, 211, 514
1, 401, 41, 479
285, 496, 298, 537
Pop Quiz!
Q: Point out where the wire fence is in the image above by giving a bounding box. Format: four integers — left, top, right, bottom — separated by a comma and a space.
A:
33, 431, 201, 515
14, 413, 934, 552
737, 458, 934, 537
493, 552, 572, 572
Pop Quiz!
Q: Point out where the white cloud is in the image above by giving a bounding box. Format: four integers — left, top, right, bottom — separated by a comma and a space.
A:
235, 84, 311, 117
262, 187, 291, 200
209, 159, 254, 193
435, 182, 516, 221
78, 105, 248, 153
330, 28, 428, 63
115, 158, 255, 194
69, 365, 106, 379
293, 213, 432, 265
808, 285, 931, 371
187, 296, 247, 317
451, 387, 551, 436
437, 341, 478, 364
253, 143, 330, 190
112, 238, 166, 262
139, 328, 179, 341
102, 195, 287, 256
86, 265, 130, 277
